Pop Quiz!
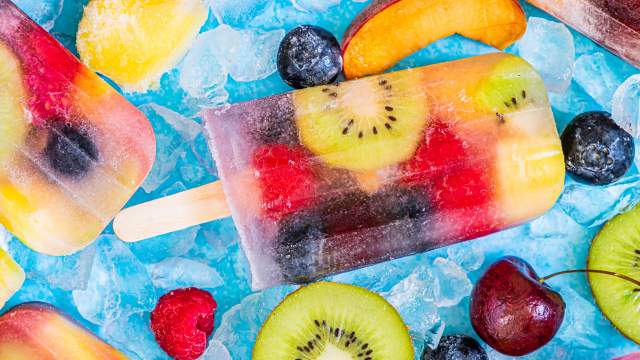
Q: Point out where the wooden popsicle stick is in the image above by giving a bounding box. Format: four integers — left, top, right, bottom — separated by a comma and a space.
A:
113, 181, 231, 243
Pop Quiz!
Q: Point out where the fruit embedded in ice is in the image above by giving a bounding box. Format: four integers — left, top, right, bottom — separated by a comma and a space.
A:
274, 211, 325, 283
77, 0, 208, 92
517, 17, 574, 94
294, 73, 429, 171
561, 112, 634, 185
253, 145, 318, 220
0, 249, 25, 309
474, 55, 548, 117
605, 0, 640, 30
277, 25, 343, 89
44, 123, 99, 179
0, 42, 28, 163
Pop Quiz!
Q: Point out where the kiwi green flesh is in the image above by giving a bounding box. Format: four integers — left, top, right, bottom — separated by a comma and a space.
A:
588, 204, 640, 343
252, 282, 413, 360
475, 56, 548, 122
294, 75, 428, 172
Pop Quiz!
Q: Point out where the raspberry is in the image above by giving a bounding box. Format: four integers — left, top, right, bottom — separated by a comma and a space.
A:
150, 288, 217, 360
253, 144, 317, 220
402, 122, 496, 238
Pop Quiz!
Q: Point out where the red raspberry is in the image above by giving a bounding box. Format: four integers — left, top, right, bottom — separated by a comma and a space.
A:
402, 122, 496, 238
150, 288, 217, 360
253, 144, 317, 220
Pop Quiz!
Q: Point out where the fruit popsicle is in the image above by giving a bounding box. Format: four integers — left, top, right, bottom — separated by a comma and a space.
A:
0, 0, 155, 256
0, 249, 24, 309
203, 52, 565, 289
528, 0, 640, 68
0, 302, 127, 359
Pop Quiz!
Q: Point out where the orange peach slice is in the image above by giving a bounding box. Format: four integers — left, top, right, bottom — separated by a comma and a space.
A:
342, 0, 527, 79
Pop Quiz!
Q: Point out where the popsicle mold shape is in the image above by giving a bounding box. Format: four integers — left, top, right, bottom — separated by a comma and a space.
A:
0, 302, 128, 359
203, 53, 565, 289
0, 0, 155, 256
342, 0, 527, 79
77, 0, 208, 92
528, 0, 640, 68
0, 250, 24, 310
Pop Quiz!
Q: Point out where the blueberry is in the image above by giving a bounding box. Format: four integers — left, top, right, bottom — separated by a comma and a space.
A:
44, 123, 99, 179
277, 25, 343, 89
275, 211, 326, 283
422, 335, 488, 360
561, 111, 634, 185
371, 186, 431, 222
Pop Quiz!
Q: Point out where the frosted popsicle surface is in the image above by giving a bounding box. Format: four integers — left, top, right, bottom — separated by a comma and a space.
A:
529, 0, 640, 68
0, 302, 127, 359
0, 0, 155, 256
205, 53, 565, 290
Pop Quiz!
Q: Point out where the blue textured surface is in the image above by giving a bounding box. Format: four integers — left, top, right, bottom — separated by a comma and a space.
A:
4, 0, 640, 359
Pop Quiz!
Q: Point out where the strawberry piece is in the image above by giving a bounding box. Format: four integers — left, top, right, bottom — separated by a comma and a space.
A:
9, 20, 80, 123
253, 144, 317, 220
150, 288, 217, 360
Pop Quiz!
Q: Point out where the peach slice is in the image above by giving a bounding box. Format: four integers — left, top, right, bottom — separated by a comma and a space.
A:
342, 0, 527, 79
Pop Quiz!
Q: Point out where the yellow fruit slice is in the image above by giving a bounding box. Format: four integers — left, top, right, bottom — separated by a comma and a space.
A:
77, 0, 208, 92
294, 71, 430, 171
0, 249, 25, 309
0, 42, 28, 163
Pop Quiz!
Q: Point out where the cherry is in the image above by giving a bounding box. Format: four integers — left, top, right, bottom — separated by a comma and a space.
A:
470, 256, 640, 356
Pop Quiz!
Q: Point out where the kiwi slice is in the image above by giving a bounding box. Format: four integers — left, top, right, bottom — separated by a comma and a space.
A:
293, 74, 429, 171
475, 55, 548, 122
253, 282, 413, 360
588, 204, 640, 343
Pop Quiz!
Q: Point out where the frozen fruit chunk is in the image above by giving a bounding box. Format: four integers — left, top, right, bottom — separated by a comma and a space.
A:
77, 0, 208, 92
0, 249, 24, 309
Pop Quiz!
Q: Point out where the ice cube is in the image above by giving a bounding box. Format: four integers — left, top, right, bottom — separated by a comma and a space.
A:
517, 17, 574, 93
179, 163, 207, 184
384, 265, 444, 358
129, 225, 200, 263
8, 240, 96, 291
72, 236, 156, 325
558, 176, 640, 227
446, 245, 484, 272
574, 53, 624, 110
527, 205, 576, 239
13, 0, 63, 30
612, 74, 640, 138
179, 31, 229, 102
200, 340, 233, 360
432, 257, 473, 307
556, 288, 610, 349
207, 0, 271, 27
200, 25, 285, 82
140, 104, 202, 193
292, 0, 341, 12
101, 311, 167, 360
148, 257, 224, 290
213, 286, 294, 360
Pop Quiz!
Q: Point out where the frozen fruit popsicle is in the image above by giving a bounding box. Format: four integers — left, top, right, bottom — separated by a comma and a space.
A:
115, 53, 565, 290
0, 302, 127, 359
528, 0, 640, 68
0, 0, 155, 256
0, 249, 24, 309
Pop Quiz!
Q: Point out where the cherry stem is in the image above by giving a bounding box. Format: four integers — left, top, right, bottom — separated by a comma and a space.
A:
539, 269, 640, 288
